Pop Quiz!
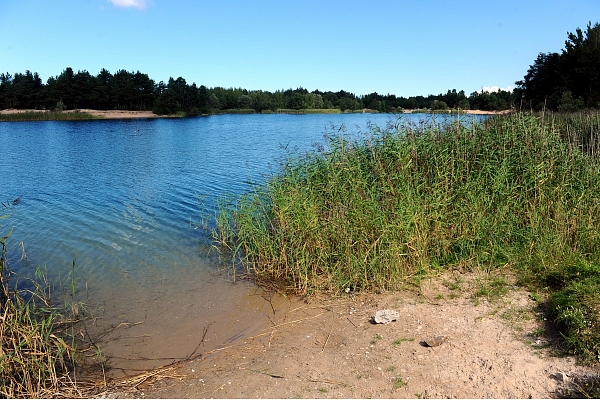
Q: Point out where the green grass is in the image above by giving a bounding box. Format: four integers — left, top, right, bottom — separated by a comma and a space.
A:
370, 333, 382, 345
392, 375, 408, 392
217, 108, 257, 114
212, 111, 600, 362
0, 110, 102, 121
392, 337, 415, 345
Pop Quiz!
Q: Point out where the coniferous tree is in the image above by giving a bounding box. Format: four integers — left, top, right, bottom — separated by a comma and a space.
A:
517, 22, 600, 110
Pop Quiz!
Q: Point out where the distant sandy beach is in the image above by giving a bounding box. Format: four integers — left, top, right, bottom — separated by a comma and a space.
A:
1, 108, 509, 119
0, 108, 161, 119
77, 109, 161, 119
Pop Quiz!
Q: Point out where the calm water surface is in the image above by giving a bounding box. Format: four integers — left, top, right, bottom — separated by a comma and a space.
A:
0, 112, 480, 370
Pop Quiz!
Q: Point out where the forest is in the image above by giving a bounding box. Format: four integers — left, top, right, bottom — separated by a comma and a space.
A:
0, 22, 598, 116
0, 68, 513, 116
516, 22, 600, 111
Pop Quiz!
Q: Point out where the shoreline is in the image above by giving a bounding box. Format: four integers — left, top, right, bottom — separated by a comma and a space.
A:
122, 271, 596, 399
0, 108, 162, 119
0, 108, 508, 120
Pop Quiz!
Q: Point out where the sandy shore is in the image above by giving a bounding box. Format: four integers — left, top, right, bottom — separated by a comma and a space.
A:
77, 109, 161, 119
1, 108, 508, 119
0, 108, 161, 119
98, 271, 599, 399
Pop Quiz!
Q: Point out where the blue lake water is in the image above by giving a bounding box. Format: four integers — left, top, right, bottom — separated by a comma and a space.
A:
0, 112, 482, 371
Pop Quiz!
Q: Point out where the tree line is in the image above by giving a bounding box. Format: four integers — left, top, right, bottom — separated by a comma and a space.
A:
0, 68, 515, 115
0, 21, 597, 115
516, 22, 600, 111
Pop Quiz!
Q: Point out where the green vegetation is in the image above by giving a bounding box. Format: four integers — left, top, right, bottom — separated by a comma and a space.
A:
0, 110, 100, 121
392, 375, 408, 392
1, 69, 518, 119
0, 67, 514, 117
0, 214, 86, 397
271, 108, 342, 114
517, 22, 600, 111
392, 337, 415, 346
212, 111, 600, 361
370, 333, 383, 345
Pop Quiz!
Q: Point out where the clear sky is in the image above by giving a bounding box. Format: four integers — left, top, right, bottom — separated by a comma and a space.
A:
1, 0, 598, 97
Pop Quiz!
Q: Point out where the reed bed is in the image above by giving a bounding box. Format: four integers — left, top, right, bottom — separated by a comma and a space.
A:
0, 215, 87, 398
272, 109, 342, 114
0, 110, 100, 121
213, 112, 600, 361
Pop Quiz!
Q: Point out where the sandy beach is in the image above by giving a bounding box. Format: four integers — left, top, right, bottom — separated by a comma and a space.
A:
76, 109, 161, 119
0, 108, 509, 119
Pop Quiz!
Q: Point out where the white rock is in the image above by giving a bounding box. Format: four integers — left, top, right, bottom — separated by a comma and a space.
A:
373, 309, 399, 324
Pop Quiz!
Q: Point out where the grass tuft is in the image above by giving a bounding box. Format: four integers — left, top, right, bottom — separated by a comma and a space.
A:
0, 110, 102, 121
1, 213, 86, 398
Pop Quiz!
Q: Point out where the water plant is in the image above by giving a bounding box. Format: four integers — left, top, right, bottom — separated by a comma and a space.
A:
0, 110, 100, 121
213, 111, 600, 361
0, 212, 83, 397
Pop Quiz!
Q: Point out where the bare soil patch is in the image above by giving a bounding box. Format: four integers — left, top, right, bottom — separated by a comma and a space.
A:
97, 271, 600, 398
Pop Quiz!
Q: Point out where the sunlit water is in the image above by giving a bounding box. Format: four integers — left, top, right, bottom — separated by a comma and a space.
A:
0, 112, 482, 372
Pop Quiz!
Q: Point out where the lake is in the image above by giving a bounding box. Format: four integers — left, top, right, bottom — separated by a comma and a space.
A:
0, 112, 482, 373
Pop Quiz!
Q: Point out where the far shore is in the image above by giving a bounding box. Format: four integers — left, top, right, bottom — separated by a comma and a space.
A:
0, 108, 509, 120
0, 108, 161, 119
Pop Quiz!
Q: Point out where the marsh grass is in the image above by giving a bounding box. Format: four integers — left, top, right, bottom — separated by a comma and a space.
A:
218, 108, 257, 114
0, 214, 89, 398
0, 110, 101, 121
213, 111, 600, 361
272, 108, 341, 114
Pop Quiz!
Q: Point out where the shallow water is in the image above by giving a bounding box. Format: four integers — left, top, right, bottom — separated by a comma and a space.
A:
0, 112, 481, 372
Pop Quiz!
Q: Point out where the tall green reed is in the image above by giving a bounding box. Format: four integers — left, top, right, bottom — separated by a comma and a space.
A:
215, 113, 600, 292
213, 111, 600, 359
0, 110, 100, 121
0, 212, 87, 397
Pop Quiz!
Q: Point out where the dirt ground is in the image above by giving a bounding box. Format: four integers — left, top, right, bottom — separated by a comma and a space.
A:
95, 271, 600, 399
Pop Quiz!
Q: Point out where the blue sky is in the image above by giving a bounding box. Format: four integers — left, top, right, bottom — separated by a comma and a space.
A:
1, 0, 598, 97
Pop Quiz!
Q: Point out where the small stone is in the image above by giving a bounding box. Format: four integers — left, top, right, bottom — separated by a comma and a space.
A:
424, 335, 449, 347
373, 309, 399, 324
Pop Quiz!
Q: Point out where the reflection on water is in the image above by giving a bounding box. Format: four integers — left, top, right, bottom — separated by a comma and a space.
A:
0, 113, 482, 372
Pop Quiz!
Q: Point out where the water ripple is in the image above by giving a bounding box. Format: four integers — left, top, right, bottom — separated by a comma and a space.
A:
0, 113, 484, 305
